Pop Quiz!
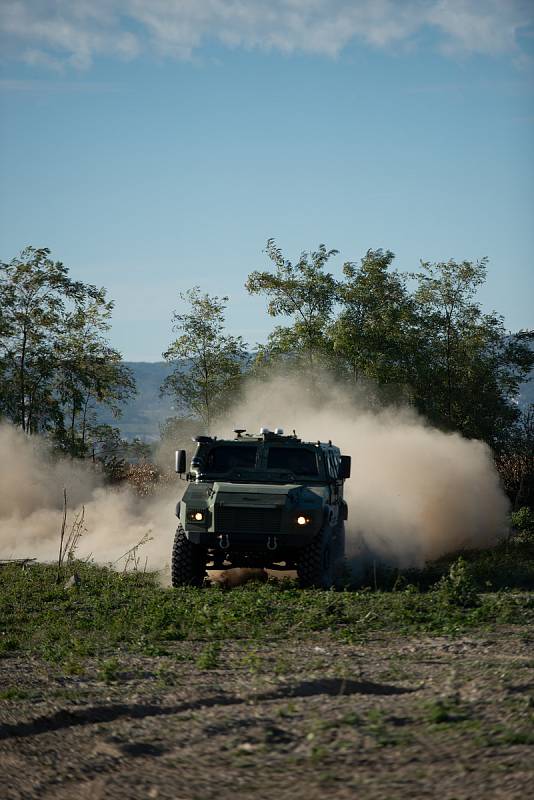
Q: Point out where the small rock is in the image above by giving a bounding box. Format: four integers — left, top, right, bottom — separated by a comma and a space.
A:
64, 573, 80, 589
237, 742, 256, 752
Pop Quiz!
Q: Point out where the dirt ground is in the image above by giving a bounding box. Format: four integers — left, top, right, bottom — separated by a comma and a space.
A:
1, 627, 533, 800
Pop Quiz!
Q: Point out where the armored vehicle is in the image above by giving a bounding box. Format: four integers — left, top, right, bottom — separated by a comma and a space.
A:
172, 428, 351, 588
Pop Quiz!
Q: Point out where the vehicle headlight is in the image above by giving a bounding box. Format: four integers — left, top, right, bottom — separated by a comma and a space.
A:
188, 510, 205, 522
296, 515, 309, 526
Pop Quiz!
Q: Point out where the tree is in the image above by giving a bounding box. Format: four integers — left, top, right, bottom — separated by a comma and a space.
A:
86, 422, 130, 481
0, 246, 135, 450
1, 247, 90, 432
161, 288, 247, 430
329, 249, 416, 389
54, 293, 136, 455
410, 259, 534, 446
245, 239, 338, 368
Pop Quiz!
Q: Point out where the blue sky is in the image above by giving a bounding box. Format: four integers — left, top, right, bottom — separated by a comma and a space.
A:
1, 1, 533, 360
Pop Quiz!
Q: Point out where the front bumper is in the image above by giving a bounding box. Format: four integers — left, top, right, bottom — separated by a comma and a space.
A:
185, 529, 315, 550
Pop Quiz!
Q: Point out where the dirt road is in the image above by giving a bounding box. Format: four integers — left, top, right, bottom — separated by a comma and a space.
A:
1, 627, 533, 799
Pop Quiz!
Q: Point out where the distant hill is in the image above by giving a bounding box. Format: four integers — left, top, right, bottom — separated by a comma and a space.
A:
97, 362, 175, 441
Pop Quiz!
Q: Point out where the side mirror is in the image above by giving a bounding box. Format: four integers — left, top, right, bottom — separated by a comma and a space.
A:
175, 449, 187, 475
339, 455, 351, 480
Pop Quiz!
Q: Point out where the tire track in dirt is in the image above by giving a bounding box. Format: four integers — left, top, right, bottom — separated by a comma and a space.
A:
0, 678, 414, 740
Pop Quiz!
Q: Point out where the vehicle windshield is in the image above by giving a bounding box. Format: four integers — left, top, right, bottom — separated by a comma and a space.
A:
267, 446, 318, 476
205, 445, 258, 472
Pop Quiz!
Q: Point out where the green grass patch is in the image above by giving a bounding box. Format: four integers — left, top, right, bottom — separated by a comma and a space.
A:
0, 558, 533, 661
97, 656, 121, 683
423, 697, 471, 725
0, 687, 33, 701
196, 642, 221, 670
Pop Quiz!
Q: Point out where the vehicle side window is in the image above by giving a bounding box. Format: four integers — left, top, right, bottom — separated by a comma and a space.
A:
334, 452, 341, 478
327, 451, 340, 479
206, 446, 257, 472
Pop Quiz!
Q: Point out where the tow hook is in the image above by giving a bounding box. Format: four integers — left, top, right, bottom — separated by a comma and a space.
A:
219, 534, 230, 549
267, 536, 278, 551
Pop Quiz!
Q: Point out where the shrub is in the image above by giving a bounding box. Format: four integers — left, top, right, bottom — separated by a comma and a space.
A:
196, 642, 221, 670
126, 462, 161, 496
511, 506, 534, 540
435, 557, 480, 608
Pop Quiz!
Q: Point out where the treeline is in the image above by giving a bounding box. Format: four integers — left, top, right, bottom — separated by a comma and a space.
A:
1, 241, 533, 502
162, 241, 533, 443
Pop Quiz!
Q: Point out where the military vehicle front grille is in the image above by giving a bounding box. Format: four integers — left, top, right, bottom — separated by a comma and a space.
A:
215, 505, 282, 533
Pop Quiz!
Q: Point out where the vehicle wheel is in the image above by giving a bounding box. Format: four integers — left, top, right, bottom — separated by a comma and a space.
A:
297, 528, 333, 589
171, 525, 206, 587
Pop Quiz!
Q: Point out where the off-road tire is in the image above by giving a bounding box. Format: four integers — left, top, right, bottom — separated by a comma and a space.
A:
171, 525, 206, 587
297, 528, 333, 589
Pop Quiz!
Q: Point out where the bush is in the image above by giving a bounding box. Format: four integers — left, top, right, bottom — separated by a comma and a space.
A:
511, 506, 534, 539
435, 557, 480, 608
126, 462, 161, 496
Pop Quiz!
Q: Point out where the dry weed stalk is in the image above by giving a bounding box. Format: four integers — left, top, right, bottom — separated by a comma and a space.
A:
56, 489, 87, 582
56, 488, 68, 582
65, 506, 86, 561
113, 531, 153, 572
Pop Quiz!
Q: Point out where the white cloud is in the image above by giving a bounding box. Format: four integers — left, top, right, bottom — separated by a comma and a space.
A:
428, 0, 530, 55
0, 0, 531, 68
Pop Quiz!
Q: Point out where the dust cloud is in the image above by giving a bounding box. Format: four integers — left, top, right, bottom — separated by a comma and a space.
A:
0, 369, 510, 575
0, 424, 177, 569
219, 371, 509, 568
